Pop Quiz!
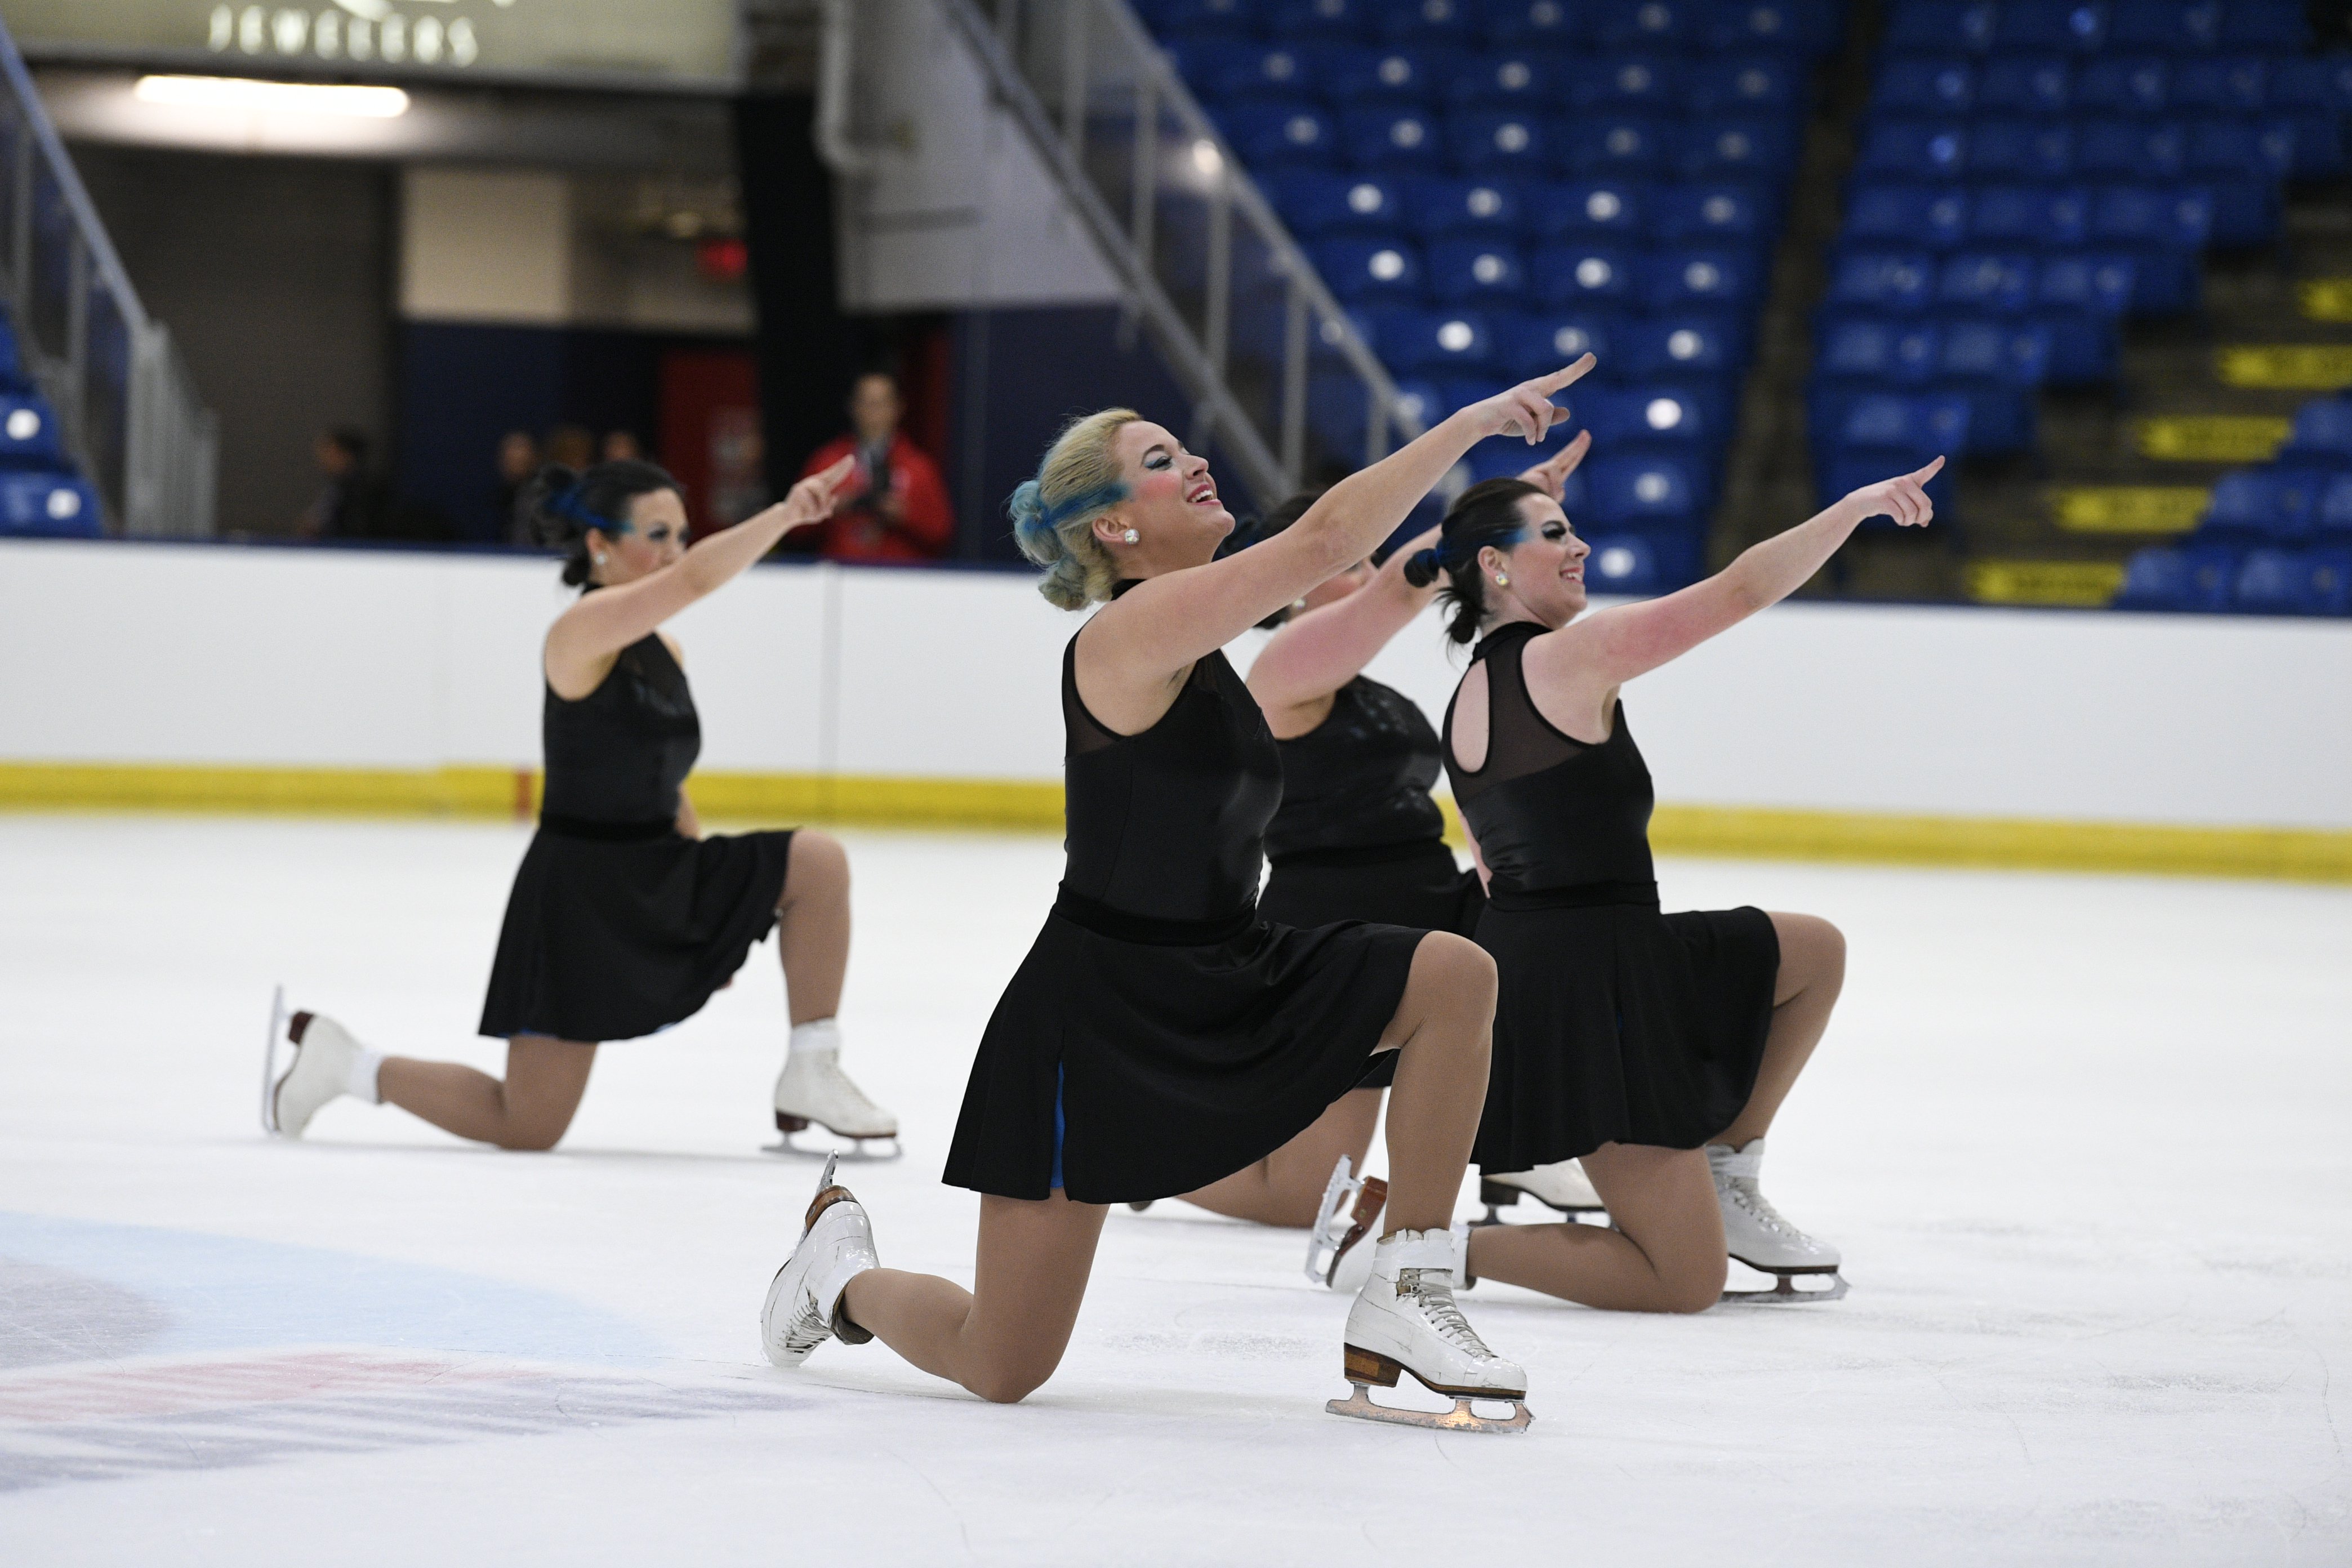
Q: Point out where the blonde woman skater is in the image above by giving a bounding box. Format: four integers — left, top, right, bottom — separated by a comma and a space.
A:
759, 359, 1594, 1429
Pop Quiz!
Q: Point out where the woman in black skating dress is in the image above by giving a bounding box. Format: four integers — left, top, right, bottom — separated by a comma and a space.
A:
759, 363, 1596, 1409
1171, 436, 1591, 1230
266, 456, 898, 1153
1413, 457, 1944, 1311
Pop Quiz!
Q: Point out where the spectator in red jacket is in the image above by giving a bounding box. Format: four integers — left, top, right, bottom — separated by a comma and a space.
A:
792, 372, 955, 562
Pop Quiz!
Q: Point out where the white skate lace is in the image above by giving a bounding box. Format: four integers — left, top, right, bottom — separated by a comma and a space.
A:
1723, 1177, 1806, 1241
1398, 1269, 1498, 1362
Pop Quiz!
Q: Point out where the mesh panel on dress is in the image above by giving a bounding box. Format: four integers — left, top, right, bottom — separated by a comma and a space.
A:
1451, 631, 1586, 805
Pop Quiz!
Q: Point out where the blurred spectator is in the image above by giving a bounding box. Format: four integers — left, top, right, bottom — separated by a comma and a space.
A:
546, 424, 595, 473
601, 430, 645, 463
496, 430, 540, 545
296, 427, 390, 540
792, 372, 954, 562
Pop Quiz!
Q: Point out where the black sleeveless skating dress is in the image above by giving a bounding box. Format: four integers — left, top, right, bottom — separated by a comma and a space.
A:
943, 600, 1428, 1204
478, 632, 795, 1044
1443, 620, 1779, 1168
1258, 676, 1486, 1092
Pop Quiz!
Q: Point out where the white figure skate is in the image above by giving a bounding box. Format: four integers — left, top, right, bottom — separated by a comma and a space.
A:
1304, 1155, 1388, 1291
760, 1153, 880, 1367
767, 1022, 901, 1160
264, 1001, 371, 1139
1477, 1159, 1606, 1226
1709, 1137, 1848, 1303
1329, 1228, 1531, 1433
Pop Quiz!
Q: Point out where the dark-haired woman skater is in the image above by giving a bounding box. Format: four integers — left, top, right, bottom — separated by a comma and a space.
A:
759, 362, 1594, 1429
1171, 436, 1603, 1279
1413, 457, 1944, 1311
266, 457, 900, 1156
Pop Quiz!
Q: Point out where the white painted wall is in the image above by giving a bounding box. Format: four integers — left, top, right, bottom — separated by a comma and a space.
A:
3, 538, 2347, 830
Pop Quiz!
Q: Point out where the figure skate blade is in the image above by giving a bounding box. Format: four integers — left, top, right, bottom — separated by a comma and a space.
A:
259, 984, 286, 1137
1721, 1266, 1849, 1304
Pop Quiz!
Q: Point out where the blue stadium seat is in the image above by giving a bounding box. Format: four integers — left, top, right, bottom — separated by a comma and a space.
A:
2112, 544, 2239, 610
1578, 385, 1716, 446
1377, 0, 1479, 43
1558, 115, 1669, 174
1372, 306, 1502, 373
1531, 242, 1637, 304
1872, 59, 1976, 117
1699, 0, 1837, 54
1341, 106, 1445, 169
1817, 315, 1942, 385
1938, 319, 2050, 386
1330, 46, 1455, 104
1857, 121, 1970, 180
2320, 472, 2352, 531
2199, 468, 2327, 542
1882, 2, 2000, 55
1937, 252, 2037, 313
2075, 119, 2184, 179
1569, 54, 1682, 110
1828, 251, 1937, 313
2310, 549, 2352, 614
1594, 0, 1696, 48
1651, 182, 1768, 244
1584, 453, 1706, 522
1270, 0, 1379, 42
1814, 446, 1961, 513
1993, 0, 2110, 52
1968, 184, 2086, 248
0, 394, 64, 466
1444, 52, 1560, 109
2034, 252, 2136, 317
2186, 118, 2295, 181
1530, 178, 1649, 239
1150, 0, 1255, 37
1643, 247, 1758, 309
1219, 101, 1340, 168
0, 469, 99, 537
1309, 236, 1427, 300
1676, 119, 1794, 180
1404, 175, 1522, 237
2279, 398, 2352, 468
2034, 312, 2121, 382
1484, 0, 1586, 48
1213, 43, 1337, 100
1265, 170, 1407, 235
2230, 549, 2331, 613
0, 317, 24, 390
1689, 57, 1798, 115
1978, 55, 2073, 115
1618, 313, 1742, 377
1427, 237, 1528, 302
1464, 432, 1592, 486
1847, 185, 1972, 250
2171, 57, 2269, 114
1831, 390, 1972, 456
1449, 110, 1552, 175
2108, 0, 2225, 53
1498, 310, 1619, 376
2270, 57, 2352, 114
1968, 119, 2074, 179
2075, 57, 2172, 114
2220, 0, 2310, 47
1582, 532, 1671, 595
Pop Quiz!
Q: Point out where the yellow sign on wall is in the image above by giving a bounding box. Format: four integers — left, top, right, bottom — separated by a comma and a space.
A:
2217, 344, 2352, 390
2048, 486, 2210, 534
1, 0, 740, 88
1965, 559, 2128, 607
2135, 416, 2292, 463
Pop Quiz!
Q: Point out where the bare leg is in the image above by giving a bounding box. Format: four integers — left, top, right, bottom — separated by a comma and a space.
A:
1377, 932, 1496, 1237
1714, 912, 1846, 1147
838, 1192, 1108, 1404
377, 1036, 598, 1152
1464, 1143, 1728, 1313
776, 830, 850, 1025
1178, 1089, 1383, 1226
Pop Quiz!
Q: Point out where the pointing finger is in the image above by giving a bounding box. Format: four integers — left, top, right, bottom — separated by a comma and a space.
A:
1912, 455, 1946, 483
1536, 354, 1598, 394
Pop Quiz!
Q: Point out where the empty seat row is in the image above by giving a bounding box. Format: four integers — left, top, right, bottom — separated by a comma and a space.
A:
1870, 51, 2352, 115
1265, 170, 1771, 243
1845, 182, 2225, 251
1313, 234, 1762, 308
1882, 0, 2311, 56
1218, 100, 1799, 179
1358, 302, 1747, 377
1173, 38, 1810, 110
1145, 0, 1841, 53
1830, 248, 2143, 317
1856, 116, 2309, 182
2114, 544, 2352, 613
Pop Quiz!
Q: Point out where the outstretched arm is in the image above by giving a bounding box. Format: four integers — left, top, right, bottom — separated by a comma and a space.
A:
1534, 457, 1943, 692
546, 457, 854, 696
1090, 360, 1594, 681
1249, 431, 1594, 730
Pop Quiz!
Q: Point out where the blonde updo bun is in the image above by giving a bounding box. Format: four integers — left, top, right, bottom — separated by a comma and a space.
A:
1008, 407, 1139, 611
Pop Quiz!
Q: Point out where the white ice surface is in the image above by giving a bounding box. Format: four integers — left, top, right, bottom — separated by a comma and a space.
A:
1, 815, 2347, 1566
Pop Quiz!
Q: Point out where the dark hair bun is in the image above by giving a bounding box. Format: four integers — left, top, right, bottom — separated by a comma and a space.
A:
526, 459, 683, 588
1401, 547, 1443, 589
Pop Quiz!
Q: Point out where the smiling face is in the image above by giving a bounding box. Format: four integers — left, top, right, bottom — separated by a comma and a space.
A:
1094, 421, 1235, 574
1479, 492, 1590, 629
589, 487, 689, 587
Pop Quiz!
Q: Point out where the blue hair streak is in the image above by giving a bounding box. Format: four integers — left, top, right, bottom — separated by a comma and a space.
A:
551, 485, 629, 537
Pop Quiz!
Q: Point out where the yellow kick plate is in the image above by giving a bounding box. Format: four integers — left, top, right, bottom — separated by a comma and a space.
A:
2048, 485, 2210, 533
1966, 559, 2129, 606
2135, 416, 2292, 462
2216, 345, 2352, 389
2300, 279, 2352, 322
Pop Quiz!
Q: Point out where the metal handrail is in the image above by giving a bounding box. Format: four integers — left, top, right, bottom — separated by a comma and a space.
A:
0, 15, 216, 537
934, 0, 1423, 507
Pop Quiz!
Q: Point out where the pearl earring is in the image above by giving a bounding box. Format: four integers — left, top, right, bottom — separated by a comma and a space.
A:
1494, 572, 1511, 587
594, 553, 608, 565
1122, 528, 1139, 544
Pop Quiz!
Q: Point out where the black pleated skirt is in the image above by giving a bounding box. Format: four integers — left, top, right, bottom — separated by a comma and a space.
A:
478, 822, 795, 1044
943, 892, 1425, 1204
1258, 839, 1484, 1091
1472, 890, 1779, 1171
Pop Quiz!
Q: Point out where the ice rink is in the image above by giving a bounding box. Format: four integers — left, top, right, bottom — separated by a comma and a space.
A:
2, 813, 2347, 1565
